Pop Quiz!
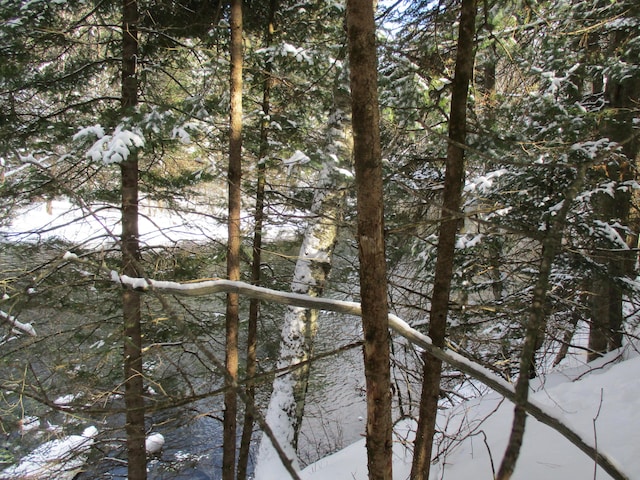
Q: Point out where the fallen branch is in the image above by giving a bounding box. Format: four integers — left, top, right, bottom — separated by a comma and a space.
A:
60, 254, 628, 480
122, 275, 629, 480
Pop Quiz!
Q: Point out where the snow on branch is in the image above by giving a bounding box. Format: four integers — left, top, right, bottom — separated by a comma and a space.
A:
110, 273, 629, 480
1, 426, 97, 480
74, 124, 144, 165
1, 309, 37, 337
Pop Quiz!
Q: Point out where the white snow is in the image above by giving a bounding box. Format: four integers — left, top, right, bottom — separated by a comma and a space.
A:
0, 309, 37, 337
1, 197, 300, 247
300, 347, 639, 480
570, 138, 616, 160
18, 416, 40, 434
120, 274, 149, 290
334, 166, 354, 178
145, 432, 165, 454
264, 42, 314, 64
83, 125, 145, 165
171, 125, 193, 144
53, 393, 82, 406
62, 251, 78, 260
540, 65, 580, 96
72, 124, 105, 142
0, 426, 98, 480
464, 168, 508, 193
455, 233, 483, 249
1, 198, 228, 248
282, 149, 311, 174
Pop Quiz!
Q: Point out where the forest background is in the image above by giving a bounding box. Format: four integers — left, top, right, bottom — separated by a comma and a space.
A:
0, 0, 639, 479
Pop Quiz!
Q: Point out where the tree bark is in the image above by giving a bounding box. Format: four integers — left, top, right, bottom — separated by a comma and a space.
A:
237, 2, 277, 478
603, 73, 638, 352
410, 1, 477, 479
346, 1, 393, 479
588, 273, 610, 361
121, 1, 146, 478
587, 29, 639, 360
223, 0, 243, 478
588, 156, 632, 362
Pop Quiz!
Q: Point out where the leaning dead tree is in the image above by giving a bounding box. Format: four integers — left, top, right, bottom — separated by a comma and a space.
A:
254, 87, 352, 478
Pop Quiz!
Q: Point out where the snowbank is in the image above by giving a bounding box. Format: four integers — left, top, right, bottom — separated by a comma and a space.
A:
1, 198, 299, 247
0, 426, 98, 480
301, 348, 639, 479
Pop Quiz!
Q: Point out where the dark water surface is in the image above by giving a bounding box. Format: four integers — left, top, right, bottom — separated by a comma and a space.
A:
0, 241, 366, 479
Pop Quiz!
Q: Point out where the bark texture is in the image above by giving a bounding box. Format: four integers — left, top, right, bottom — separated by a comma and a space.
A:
346, 1, 393, 479
588, 69, 639, 361
410, 1, 477, 478
223, 1, 243, 478
121, 1, 146, 478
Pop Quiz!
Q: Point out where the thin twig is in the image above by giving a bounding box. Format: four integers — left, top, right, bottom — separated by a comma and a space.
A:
593, 388, 604, 480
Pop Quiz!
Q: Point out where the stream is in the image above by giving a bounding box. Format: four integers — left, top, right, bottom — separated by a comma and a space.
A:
0, 240, 367, 479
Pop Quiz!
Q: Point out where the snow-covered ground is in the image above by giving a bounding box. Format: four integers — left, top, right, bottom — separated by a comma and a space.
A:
301, 346, 639, 479
5, 341, 636, 479
1, 198, 225, 247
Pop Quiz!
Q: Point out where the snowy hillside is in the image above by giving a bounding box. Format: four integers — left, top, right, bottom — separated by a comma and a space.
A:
302, 346, 640, 479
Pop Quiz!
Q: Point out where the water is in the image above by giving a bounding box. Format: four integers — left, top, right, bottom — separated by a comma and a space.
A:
0, 241, 367, 479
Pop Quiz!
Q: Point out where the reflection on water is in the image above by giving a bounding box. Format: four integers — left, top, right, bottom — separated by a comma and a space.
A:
77, 399, 225, 479
1, 241, 368, 479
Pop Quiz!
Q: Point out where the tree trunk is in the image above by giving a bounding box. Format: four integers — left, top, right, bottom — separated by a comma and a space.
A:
496, 164, 587, 480
587, 32, 639, 360
346, 2, 393, 479
603, 74, 638, 352
223, 0, 243, 478
237, 2, 277, 478
410, 1, 477, 479
255, 88, 351, 480
587, 162, 633, 361
121, 1, 146, 479
588, 273, 610, 361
